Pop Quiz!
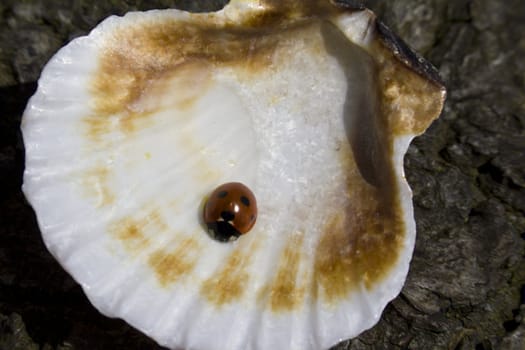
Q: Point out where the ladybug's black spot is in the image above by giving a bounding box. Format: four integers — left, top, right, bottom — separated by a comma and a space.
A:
206, 221, 241, 242
250, 214, 255, 221
240, 196, 250, 206
221, 211, 235, 221
217, 191, 228, 198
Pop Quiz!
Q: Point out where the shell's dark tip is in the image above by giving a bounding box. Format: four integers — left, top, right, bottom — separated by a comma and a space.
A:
375, 19, 445, 87
207, 221, 241, 242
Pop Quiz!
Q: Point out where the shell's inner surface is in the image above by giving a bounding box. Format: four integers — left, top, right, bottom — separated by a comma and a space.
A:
22, 2, 446, 350
89, 15, 399, 295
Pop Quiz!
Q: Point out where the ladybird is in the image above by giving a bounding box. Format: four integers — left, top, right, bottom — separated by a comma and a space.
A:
203, 182, 257, 242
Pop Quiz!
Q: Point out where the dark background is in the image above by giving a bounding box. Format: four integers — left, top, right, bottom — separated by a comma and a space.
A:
1, 0, 524, 349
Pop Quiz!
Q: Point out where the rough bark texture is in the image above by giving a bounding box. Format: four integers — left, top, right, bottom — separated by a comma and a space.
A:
0, 1, 524, 349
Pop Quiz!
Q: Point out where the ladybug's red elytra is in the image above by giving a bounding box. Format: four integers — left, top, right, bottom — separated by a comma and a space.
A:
203, 182, 257, 242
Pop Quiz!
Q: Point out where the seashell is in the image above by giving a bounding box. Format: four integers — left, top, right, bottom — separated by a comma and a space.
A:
21, 1, 446, 349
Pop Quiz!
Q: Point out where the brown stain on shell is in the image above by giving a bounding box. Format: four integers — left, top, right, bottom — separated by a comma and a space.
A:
313, 141, 404, 303
374, 42, 446, 136
110, 210, 200, 287
86, 19, 281, 142
148, 238, 200, 286
261, 233, 306, 312
109, 209, 168, 253
201, 243, 258, 306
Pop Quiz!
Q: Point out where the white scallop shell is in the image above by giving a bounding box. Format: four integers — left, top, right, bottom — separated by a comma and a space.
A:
22, 1, 445, 349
